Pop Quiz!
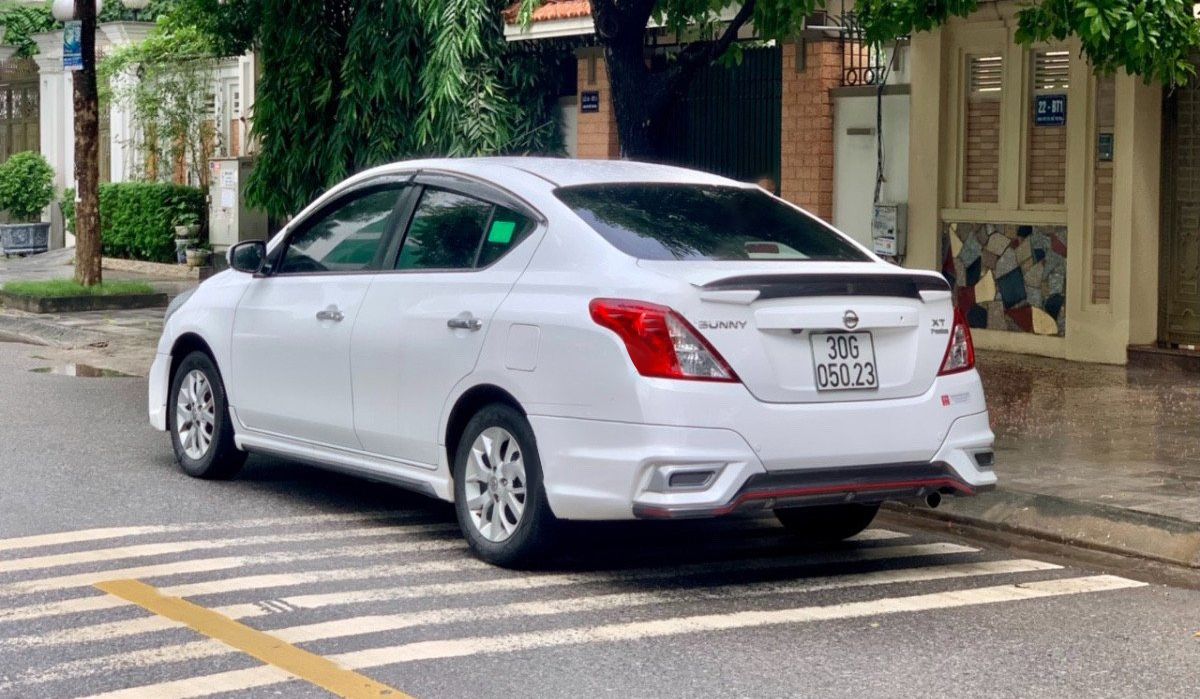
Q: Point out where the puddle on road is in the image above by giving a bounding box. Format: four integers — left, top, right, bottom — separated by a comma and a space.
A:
30, 364, 134, 378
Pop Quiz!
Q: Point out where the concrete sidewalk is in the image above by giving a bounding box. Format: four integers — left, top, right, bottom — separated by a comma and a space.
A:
899, 350, 1200, 568
0, 249, 181, 376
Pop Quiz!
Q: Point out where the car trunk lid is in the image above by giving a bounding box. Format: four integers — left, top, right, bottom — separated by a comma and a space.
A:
641, 261, 955, 404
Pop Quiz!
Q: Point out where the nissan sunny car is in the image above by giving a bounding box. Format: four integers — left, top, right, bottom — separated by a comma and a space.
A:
149, 157, 995, 566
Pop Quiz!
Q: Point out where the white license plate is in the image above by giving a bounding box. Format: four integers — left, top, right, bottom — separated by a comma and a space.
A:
810, 332, 879, 391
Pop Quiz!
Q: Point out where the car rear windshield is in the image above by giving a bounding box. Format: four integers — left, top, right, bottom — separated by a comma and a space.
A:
554, 184, 869, 262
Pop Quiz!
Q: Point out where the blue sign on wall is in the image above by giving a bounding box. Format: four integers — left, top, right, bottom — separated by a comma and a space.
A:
581, 91, 600, 113
1034, 93, 1066, 126
63, 21, 82, 72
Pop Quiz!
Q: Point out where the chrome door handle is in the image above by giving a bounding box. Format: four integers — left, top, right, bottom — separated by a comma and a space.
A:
447, 315, 483, 331
316, 306, 345, 322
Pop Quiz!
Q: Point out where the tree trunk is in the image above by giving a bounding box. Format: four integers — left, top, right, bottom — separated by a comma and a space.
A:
591, 1, 673, 161
591, 0, 757, 161
73, 0, 102, 287
603, 41, 673, 160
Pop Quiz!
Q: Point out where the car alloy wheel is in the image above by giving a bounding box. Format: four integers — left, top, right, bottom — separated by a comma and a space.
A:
463, 426, 528, 542
175, 369, 216, 460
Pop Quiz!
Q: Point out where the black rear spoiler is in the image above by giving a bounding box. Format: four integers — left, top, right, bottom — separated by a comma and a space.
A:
702, 273, 950, 301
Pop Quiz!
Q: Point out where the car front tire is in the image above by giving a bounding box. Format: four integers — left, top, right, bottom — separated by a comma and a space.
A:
453, 403, 558, 568
774, 503, 880, 542
169, 351, 246, 480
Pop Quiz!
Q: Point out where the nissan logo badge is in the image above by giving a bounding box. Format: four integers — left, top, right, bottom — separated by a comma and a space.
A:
843, 310, 859, 330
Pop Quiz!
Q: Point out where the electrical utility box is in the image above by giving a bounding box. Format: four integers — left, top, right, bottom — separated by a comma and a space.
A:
209, 157, 268, 253
871, 203, 907, 257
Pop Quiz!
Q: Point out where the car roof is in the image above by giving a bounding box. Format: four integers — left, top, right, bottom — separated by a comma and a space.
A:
357, 156, 747, 189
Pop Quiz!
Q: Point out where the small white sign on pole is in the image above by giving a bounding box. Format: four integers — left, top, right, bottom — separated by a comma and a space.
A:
63, 21, 83, 71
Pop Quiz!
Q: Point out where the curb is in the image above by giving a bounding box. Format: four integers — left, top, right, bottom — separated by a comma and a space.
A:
0, 313, 108, 348
102, 257, 200, 280
888, 488, 1200, 569
0, 291, 168, 314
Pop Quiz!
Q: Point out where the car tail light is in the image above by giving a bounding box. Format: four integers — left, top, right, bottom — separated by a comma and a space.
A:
939, 307, 975, 375
589, 299, 739, 382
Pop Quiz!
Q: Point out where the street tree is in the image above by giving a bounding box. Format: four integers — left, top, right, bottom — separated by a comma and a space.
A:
172, 0, 567, 219
72, 0, 102, 287
516, 0, 1200, 159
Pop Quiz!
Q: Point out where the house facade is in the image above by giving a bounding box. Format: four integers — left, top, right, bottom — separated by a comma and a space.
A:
904, 3, 1167, 363
510, 1, 1198, 365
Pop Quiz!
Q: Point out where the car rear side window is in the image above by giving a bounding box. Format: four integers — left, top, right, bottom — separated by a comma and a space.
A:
554, 184, 869, 262
397, 189, 535, 271
477, 206, 535, 268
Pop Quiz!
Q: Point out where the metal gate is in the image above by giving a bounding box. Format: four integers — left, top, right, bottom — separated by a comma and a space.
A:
659, 46, 782, 191
0, 58, 39, 162
1160, 86, 1200, 345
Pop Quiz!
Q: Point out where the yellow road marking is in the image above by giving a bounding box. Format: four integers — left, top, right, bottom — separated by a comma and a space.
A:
94, 579, 409, 699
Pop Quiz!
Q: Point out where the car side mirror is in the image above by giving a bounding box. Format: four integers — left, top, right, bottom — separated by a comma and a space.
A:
228, 240, 267, 274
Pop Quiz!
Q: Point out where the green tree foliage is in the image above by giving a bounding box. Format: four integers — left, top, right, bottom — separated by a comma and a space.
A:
0, 1, 56, 58
0, 151, 55, 222
178, 0, 565, 219
0, 0, 176, 58
853, 0, 1200, 86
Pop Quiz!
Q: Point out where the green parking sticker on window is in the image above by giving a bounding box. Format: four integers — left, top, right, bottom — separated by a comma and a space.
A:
488, 220, 516, 244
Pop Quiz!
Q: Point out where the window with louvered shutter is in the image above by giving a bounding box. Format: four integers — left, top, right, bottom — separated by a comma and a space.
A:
1026, 49, 1069, 206
963, 54, 1003, 203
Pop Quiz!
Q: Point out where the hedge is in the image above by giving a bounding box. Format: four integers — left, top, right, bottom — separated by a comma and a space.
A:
100, 182, 206, 263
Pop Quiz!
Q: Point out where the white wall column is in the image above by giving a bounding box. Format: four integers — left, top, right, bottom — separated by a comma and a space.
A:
31, 31, 73, 195
99, 21, 153, 183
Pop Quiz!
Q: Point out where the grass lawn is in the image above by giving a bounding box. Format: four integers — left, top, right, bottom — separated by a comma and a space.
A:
1, 279, 155, 298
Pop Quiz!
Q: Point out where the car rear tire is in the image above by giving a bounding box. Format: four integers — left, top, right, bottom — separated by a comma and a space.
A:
169, 351, 246, 480
453, 403, 558, 568
773, 503, 880, 542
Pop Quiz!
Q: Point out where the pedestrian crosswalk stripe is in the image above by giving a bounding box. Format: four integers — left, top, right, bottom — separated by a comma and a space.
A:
330, 575, 1145, 668
3, 558, 1059, 690
2, 540, 970, 650
0, 557, 492, 627
159, 558, 493, 597
0, 538, 467, 599
0, 522, 458, 574
82, 575, 1145, 699
94, 580, 409, 699
0, 511, 423, 553
216, 542, 979, 620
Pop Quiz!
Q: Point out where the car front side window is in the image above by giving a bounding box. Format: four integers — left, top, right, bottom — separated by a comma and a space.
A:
276, 186, 403, 275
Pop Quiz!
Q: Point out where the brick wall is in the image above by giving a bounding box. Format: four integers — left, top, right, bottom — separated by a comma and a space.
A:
963, 99, 1001, 203
1091, 77, 1116, 304
1026, 122, 1066, 205
780, 40, 840, 221
576, 53, 619, 159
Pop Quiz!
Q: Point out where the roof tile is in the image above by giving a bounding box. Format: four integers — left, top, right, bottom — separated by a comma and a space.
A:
504, 0, 592, 24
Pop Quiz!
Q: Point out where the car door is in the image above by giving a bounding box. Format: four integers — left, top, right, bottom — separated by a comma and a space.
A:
229, 180, 408, 449
351, 177, 541, 466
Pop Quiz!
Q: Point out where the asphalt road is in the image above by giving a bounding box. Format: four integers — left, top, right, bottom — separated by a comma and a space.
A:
0, 340, 1198, 698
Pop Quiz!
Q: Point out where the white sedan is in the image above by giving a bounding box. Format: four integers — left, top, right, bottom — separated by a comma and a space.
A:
149, 157, 995, 566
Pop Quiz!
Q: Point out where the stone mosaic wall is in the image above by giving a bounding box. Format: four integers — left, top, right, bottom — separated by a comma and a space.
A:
941, 222, 1067, 336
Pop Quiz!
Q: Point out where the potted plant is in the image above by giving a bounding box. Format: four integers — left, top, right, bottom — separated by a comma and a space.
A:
185, 241, 211, 268
173, 211, 200, 264
0, 152, 56, 257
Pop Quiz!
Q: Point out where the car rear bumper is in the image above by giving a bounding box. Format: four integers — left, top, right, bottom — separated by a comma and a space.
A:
529, 408, 996, 521
631, 461, 991, 519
